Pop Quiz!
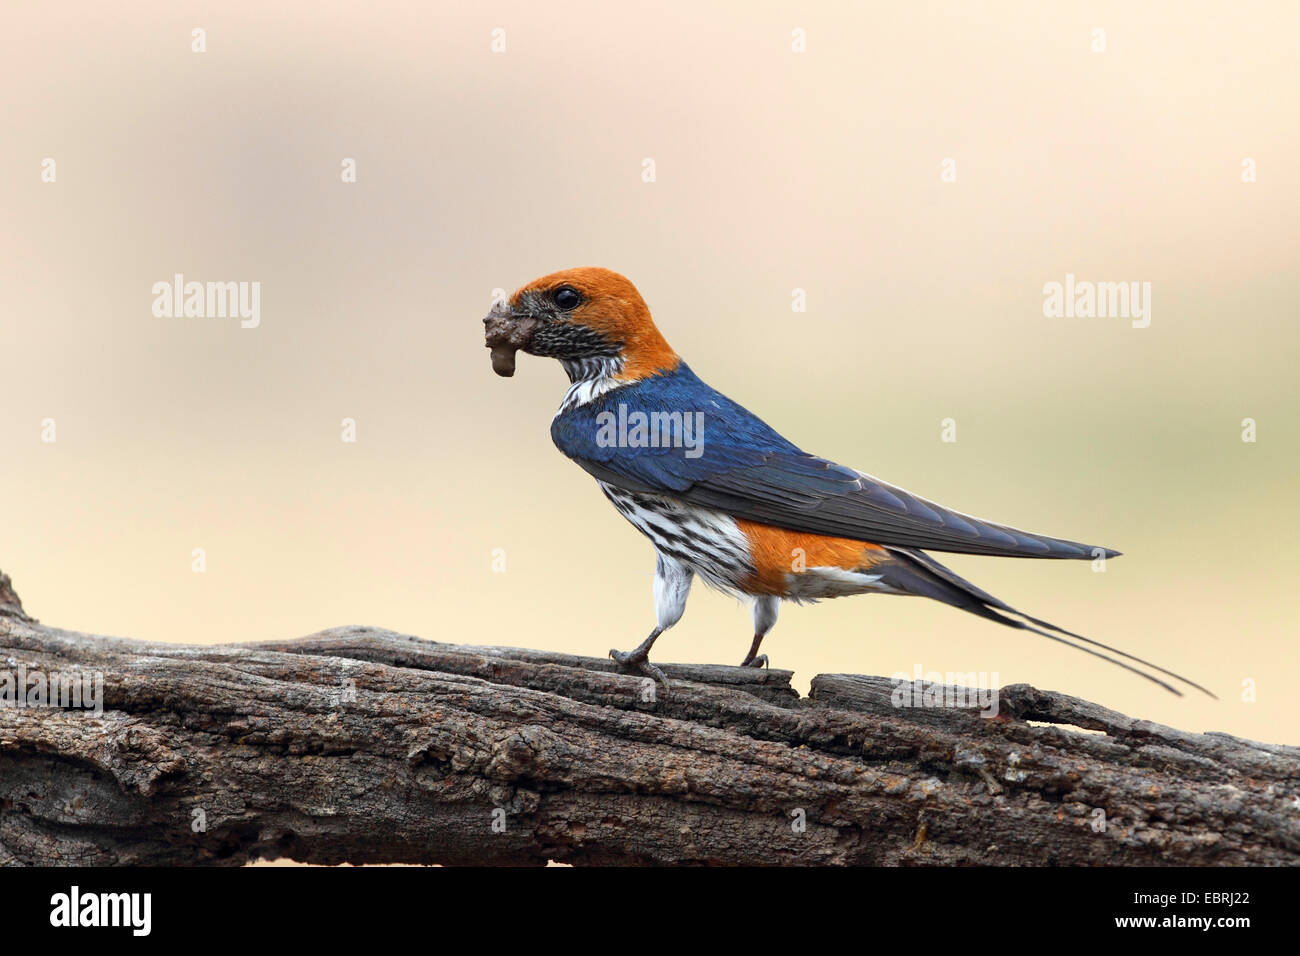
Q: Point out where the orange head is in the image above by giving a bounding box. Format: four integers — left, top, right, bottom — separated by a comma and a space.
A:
485, 267, 678, 381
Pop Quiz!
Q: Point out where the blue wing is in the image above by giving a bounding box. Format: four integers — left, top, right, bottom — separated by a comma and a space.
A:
551, 365, 1118, 560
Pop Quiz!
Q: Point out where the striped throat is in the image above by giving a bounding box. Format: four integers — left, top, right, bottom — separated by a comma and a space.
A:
556, 355, 629, 415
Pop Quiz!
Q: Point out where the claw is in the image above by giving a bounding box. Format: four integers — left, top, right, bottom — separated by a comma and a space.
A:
610, 647, 671, 696
740, 653, 769, 669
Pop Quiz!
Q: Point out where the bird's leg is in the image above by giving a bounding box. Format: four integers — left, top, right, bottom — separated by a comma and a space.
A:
610, 627, 667, 685
740, 595, 781, 668
740, 635, 768, 668
610, 553, 693, 694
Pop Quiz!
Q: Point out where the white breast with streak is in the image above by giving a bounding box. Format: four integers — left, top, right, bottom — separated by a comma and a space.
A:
597, 481, 756, 595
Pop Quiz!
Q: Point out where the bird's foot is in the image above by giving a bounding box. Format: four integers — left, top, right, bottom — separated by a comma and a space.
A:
739, 653, 769, 669
610, 646, 670, 695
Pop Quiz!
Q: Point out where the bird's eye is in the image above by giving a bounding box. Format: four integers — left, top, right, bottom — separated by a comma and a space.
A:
552, 286, 582, 311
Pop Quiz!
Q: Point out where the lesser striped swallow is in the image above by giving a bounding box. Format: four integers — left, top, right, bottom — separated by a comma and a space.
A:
485, 267, 1211, 698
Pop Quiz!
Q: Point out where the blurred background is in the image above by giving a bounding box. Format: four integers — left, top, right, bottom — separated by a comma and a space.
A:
2, 1, 1296, 745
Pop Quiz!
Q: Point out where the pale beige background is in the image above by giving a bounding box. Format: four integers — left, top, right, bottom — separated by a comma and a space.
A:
2, 1, 1297, 746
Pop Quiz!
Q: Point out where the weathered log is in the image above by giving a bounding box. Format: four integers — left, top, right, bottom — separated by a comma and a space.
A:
0, 569, 1295, 866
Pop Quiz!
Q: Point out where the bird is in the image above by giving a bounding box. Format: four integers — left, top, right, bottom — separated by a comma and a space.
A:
483, 267, 1212, 698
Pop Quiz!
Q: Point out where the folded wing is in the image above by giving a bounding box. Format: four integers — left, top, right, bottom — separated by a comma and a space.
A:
573, 450, 1116, 559
552, 365, 1119, 560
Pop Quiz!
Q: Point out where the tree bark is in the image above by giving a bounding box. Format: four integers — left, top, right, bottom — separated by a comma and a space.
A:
0, 569, 1295, 866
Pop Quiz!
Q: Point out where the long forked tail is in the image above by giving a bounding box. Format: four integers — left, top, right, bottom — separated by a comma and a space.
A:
882, 548, 1216, 698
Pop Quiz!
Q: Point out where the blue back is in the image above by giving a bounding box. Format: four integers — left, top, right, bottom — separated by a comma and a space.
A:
551, 363, 858, 493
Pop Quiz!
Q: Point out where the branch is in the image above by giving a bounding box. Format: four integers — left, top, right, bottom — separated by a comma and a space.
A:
0, 569, 1295, 865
